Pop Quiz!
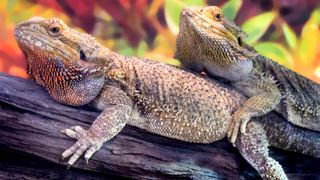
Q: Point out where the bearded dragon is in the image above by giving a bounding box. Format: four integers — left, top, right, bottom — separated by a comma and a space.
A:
15, 17, 319, 180
175, 6, 320, 144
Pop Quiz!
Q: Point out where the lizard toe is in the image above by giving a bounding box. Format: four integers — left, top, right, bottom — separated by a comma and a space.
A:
62, 141, 81, 160
70, 125, 85, 133
61, 125, 86, 139
67, 142, 88, 166
228, 111, 251, 145
84, 143, 103, 164
228, 118, 240, 145
240, 117, 250, 134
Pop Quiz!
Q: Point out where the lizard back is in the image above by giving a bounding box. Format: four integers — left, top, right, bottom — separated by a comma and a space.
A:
107, 54, 245, 143
253, 55, 320, 131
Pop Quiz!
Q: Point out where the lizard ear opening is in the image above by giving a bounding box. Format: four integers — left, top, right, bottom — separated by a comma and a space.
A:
79, 50, 87, 61
237, 37, 242, 46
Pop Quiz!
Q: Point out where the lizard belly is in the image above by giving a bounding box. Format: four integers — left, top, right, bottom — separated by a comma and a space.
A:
204, 60, 252, 81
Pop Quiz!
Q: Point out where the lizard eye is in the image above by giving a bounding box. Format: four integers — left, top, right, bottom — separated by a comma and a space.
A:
48, 22, 62, 36
237, 37, 242, 46
50, 27, 60, 33
79, 50, 86, 61
215, 13, 222, 21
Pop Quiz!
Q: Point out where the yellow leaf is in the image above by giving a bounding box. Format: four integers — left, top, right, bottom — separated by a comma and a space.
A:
298, 8, 320, 66
315, 66, 320, 79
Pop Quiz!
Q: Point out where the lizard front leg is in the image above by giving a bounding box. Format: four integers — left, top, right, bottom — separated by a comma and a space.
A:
61, 85, 133, 166
228, 75, 281, 144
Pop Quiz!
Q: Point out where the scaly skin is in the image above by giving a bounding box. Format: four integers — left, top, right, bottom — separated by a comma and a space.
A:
175, 6, 320, 144
15, 17, 320, 180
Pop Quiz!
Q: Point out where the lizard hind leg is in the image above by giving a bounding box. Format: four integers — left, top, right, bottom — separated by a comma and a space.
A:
236, 121, 288, 180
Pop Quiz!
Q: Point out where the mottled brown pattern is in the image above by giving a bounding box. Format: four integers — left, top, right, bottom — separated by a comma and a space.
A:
175, 6, 320, 145
14, 17, 319, 180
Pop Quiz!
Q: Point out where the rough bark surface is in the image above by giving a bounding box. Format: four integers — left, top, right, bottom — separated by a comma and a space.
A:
0, 73, 319, 179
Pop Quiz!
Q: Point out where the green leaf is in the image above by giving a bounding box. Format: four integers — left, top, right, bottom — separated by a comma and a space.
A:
164, 0, 205, 35
136, 41, 148, 57
282, 23, 297, 49
119, 47, 135, 56
254, 42, 293, 68
221, 0, 242, 20
242, 11, 277, 45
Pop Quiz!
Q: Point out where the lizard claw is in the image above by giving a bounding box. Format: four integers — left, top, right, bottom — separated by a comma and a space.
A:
61, 125, 104, 167
227, 111, 250, 146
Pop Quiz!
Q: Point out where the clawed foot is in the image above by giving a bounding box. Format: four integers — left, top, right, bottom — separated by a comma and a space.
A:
60, 126, 103, 167
227, 111, 250, 146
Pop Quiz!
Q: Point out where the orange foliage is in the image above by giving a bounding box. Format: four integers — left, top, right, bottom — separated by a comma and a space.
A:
0, 26, 26, 78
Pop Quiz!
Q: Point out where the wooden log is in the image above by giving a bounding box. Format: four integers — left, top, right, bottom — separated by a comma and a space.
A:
0, 73, 319, 179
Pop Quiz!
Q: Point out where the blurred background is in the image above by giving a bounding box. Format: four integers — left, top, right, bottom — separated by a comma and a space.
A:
0, 0, 319, 83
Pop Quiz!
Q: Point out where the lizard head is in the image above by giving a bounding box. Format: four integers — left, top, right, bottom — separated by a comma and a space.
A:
14, 17, 111, 106
176, 6, 257, 68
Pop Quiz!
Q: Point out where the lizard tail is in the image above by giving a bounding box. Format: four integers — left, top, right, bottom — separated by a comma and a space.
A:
258, 113, 320, 158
